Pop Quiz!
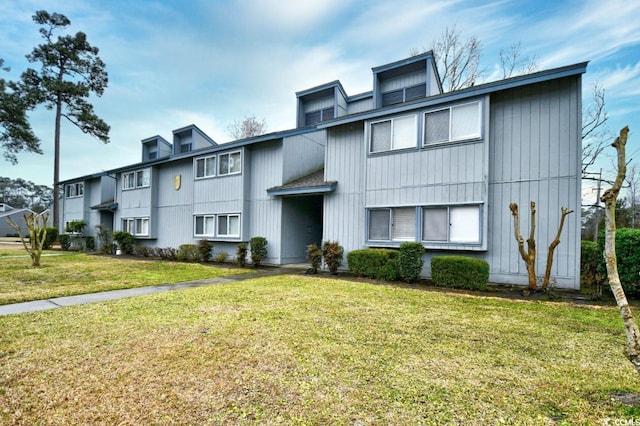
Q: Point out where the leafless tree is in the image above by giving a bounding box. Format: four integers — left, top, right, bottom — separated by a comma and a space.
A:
429, 26, 486, 92
626, 164, 640, 228
499, 42, 538, 79
601, 126, 640, 375
582, 83, 611, 177
227, 115, 267, 140
7, 212, 49, 267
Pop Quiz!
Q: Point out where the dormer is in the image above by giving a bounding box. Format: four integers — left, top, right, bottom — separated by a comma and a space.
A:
141, 135, 172, 162
372, 51, 443, 109
296, 81, 348, 128
172, 124, 217, 155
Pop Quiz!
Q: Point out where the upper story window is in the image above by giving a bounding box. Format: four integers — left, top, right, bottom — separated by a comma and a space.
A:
305, 107, 334, 126
382, 83, 427, 107
195, 155, 216, 179
65, 183, 84, 198
424, 101, 481, 145
123, 169, 150, 190
218, 151, 241, 176
370, 114, 417, 153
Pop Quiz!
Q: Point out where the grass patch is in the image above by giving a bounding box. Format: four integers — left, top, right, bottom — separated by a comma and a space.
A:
1, 275, 639, 424
0, 252, 247, 305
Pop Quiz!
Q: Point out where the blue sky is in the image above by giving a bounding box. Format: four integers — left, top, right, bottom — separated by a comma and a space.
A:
1, 0, 639, 203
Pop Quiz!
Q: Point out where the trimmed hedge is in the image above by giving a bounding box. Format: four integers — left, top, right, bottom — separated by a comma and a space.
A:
431, 256, 489, 291
177, 244, 200, 262
580, 241, 602, 291
598, 228, 640, 295
397, 242, 425, 283
347, 248, 398, 281
250, 237, 268, 267
43, 227, 58, 249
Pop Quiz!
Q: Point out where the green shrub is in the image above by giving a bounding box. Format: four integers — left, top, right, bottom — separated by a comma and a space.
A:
65, 219, 87, 234
157, 247, 178, 261
322, 241, 344, 274
236, 242, 248, 267
581, 241, 603, 292
58, 234, 71, 251
397, 242, 425, 282
113, 231, 135, 255
250, 237, 268, 267
599, 228, 640, 295
85, 236, 95, 251
198, 240, 213, 262
347, 248, 398, 281
306, 243, 322, 273
96, 225, 113, 254
177, 244, 200, 262
431, 256, 490, 291
135, 245, 154, 257
215, 251, 229, 263
43, 227, 58, 249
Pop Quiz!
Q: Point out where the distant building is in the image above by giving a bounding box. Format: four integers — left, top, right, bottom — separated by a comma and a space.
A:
59, 52, 586, 289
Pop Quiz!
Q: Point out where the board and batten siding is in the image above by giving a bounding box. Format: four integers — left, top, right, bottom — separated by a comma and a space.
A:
146, 160, 193, 247
282, 131, 326, 183
247, 140, 284, 264
486, 76, 581, 289
365, 142, 486, 207
324, 122, 366, 254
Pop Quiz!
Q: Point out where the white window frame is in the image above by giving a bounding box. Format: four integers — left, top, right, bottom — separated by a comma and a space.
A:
217, 213, 241, 237
421, 204, 481, 244
135, 218, 149, 236
123, 218, 135, 234
218, 151, 242, 176
423, 101, 482, 146
65, 183, 83, 198
194, 214, 215, 237
367, 207, 416, 242
369, 114, 418, 153
195, 155, 216, 179
123, 169, 150, 190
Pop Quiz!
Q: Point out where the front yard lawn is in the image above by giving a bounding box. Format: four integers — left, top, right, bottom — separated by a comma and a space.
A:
1, 275, 639, 424
0, 252, 247, 305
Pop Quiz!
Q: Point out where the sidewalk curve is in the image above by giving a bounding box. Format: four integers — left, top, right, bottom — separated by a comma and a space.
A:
0, 267, 304, 316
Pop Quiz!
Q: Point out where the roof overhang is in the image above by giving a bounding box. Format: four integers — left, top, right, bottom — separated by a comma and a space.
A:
266, 169, 337, 197
90, 201, 118, 211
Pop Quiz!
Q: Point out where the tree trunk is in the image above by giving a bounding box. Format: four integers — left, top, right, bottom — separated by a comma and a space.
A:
509, 202, 538, 290
601, 126, 640, 375
541, 207, 574, 290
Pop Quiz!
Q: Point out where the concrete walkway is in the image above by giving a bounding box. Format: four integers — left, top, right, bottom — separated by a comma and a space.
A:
0, 267, 305, 316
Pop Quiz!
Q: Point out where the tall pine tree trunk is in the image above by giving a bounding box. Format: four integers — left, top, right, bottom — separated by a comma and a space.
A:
601, 126, 640, 375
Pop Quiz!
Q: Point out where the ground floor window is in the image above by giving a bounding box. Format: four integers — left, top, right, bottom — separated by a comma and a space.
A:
368, 207, 416, 241
194, 213, 240, 238
367, 204, 481, 245
122, 217, 149, 236
422, 205, 480, 243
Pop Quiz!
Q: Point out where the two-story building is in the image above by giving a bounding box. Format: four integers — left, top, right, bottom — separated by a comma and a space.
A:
59, 51, 586, 289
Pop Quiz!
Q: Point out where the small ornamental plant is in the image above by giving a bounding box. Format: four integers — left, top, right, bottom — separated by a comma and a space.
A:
322, 241, 344, 274
306, 243, 322, 273
250, 237, 268, 267
236, 242, 248, 267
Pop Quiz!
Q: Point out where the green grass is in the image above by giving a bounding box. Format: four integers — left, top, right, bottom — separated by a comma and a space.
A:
1, 275, 639, 424
0, 252, 248, 305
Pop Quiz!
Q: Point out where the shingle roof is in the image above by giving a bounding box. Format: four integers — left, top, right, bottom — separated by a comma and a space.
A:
267, 169, 337, 196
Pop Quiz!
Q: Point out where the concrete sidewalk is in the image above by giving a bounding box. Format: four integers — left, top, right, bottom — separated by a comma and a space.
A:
0, 268, 304, 316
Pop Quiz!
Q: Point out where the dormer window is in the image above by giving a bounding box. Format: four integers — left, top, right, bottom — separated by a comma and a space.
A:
382, 83, 427, 107
305, 107, 335, 126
